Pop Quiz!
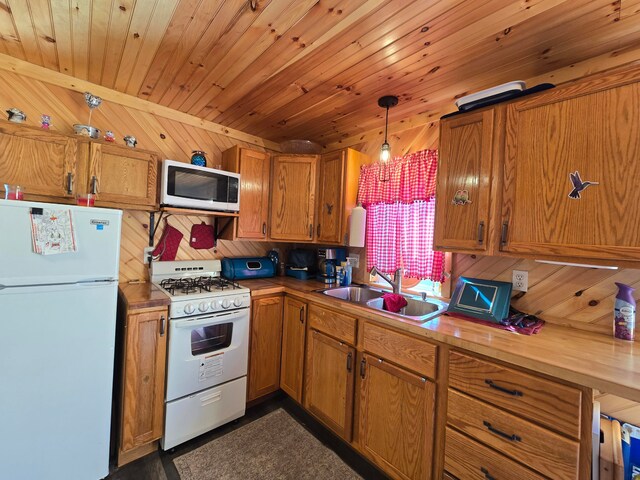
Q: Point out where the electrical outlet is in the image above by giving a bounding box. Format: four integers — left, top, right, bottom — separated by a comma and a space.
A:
143, 247, 154, 264
347, 254, 360, 268
512, 270, 528, 292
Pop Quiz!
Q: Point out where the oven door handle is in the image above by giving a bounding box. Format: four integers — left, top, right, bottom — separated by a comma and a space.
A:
173, 310, 246, 329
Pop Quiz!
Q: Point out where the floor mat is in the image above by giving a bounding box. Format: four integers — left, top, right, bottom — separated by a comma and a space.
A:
173, 408, 362, 480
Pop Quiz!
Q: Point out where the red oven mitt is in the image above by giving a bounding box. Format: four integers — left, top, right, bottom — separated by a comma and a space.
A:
152, 222, 183, 261
189, 222, 215, 249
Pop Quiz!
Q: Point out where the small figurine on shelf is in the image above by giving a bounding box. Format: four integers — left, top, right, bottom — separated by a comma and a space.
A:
104, 130, 115, 142
191, 150, 207, 167
41, 114, 51, 130
124, 135, 137, 148
6, 108, 26, 123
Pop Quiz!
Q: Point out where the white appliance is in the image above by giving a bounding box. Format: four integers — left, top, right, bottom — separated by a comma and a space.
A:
160, 159, 240, 212
151, 260, 250, 450
0, 199, 122, 480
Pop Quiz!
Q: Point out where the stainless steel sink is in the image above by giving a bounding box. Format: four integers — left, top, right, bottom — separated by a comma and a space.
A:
318, 285, 448, 322
366, 296, 448, 322
319, 285, 385, 303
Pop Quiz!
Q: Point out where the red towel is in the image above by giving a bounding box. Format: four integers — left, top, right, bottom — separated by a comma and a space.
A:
382, 293, 408, 313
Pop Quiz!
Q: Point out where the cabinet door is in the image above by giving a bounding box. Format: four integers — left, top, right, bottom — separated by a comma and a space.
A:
0, 122, 76, 199
435, 110, 494, 252
304, 330, 355, 441
248, 295, 283, 401
121, 308, 167, 453
359, 353, 436, 480
270, 155, 318, 241
88, 143, 158, 208
501, 75, 640, 260
280, 297, 307, 401
237, 149, 271, 239
316, 150, 345, 244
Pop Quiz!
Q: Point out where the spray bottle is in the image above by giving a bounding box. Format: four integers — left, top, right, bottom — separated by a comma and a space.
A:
614, 282, 636, 341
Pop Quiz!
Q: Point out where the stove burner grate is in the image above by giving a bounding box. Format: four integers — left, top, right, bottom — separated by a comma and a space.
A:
159, 276, 241, 295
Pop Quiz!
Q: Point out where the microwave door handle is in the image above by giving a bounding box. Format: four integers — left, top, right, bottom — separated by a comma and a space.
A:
173, 310, 246, 329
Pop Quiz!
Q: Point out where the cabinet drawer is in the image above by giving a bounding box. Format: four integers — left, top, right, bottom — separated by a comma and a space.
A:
363, 322, 437, 379
447, 389, 579, 480
308, 304, 357, 345
449, 351, 581, 438
445, 427, 544, 480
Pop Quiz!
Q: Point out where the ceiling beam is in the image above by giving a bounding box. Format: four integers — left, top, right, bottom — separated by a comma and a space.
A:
323, 43, 640, 152
0, 52, 280, 151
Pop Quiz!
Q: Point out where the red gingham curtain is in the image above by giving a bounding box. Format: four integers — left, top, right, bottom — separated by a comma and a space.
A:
358, 150, 445, 281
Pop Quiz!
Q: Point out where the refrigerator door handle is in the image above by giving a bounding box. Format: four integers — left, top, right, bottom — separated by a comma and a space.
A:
0, 279, 116, 290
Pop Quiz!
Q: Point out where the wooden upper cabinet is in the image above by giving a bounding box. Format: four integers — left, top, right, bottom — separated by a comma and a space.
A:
501, 69, 640, 261
270, 155, 318, 241
119, 307, 167, 460
83, 143, 158, 209
304, 329, 355, 441
359, 353, 436, 480
248, 295, 283, 401
435, 109, 496, 253
316, 148, 369, 245
280, 296, 307, 402
0, 121, 77, 199
316, 150, 345, 243
222, 146, 270, 240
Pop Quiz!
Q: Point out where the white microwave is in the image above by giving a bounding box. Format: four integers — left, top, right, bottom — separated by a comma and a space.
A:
160, 160, 240, 212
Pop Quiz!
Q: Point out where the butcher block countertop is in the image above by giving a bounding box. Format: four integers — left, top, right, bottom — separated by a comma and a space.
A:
119, 282, 171, 310
240, 277, 640, 402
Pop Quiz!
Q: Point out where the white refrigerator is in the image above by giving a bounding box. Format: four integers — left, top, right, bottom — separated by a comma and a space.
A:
0, 199, 122, 480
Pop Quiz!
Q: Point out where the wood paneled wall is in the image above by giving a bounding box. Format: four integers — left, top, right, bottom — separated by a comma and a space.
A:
0, 68, 278, 283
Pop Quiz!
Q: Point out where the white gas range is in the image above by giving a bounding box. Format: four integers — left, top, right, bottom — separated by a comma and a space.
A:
151, 259, 250, 450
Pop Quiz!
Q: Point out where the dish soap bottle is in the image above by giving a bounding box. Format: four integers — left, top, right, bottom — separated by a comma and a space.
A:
614, 282, 636, 341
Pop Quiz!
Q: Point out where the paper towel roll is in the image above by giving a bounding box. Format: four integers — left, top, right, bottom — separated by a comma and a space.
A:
348, 204, 366, 247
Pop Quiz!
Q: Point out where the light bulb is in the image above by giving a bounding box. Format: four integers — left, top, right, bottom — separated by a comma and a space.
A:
380, 141, 391, 162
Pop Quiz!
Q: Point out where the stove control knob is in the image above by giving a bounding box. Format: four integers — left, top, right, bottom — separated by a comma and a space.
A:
233, 298, 242, 307
184, 304, 195, 314
221, 299, 231, 309
198, 302, 208, 312
210, 300, 217, 310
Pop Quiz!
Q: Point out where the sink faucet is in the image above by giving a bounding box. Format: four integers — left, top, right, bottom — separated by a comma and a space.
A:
369, 266, 403, 294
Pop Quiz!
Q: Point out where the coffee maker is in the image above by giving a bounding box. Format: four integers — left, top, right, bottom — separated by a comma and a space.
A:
317, 248, 347, 283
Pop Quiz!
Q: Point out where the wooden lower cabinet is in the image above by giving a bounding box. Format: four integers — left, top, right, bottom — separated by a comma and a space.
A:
304, 329, 355, 441
248, 295, 283, 401
358, 352, 436, 480
280, 296, 307, 401
118, 306, 167, 465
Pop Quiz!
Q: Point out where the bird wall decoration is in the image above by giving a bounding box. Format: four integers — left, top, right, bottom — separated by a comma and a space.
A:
568, 171, 599, 199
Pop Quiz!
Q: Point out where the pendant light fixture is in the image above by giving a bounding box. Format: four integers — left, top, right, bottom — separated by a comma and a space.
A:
378, 95, 398, 182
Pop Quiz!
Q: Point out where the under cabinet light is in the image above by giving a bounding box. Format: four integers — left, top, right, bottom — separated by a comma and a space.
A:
534, 260, 619, 270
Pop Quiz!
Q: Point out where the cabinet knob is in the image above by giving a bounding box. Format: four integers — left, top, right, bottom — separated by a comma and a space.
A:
90, 175, 99, 195
66, 172, 74, 194
500, 221, 509, 247
477, 221, 485, 245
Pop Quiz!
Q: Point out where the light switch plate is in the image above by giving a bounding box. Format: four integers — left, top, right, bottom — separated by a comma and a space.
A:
512, 270, 528, 292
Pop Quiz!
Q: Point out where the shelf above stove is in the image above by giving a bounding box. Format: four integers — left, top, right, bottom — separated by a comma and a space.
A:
160, 207, 239, 217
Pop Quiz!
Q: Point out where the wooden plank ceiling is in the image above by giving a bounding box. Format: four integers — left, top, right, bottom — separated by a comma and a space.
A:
1, 0, 639, 146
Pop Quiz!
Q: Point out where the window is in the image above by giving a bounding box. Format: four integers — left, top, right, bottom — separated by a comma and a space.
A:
358, 150, 446, 291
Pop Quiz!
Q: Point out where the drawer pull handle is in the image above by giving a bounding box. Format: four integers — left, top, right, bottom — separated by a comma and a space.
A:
483, 420, 521, 442
360, 358, 366, 379
477, 221, 485, 244
299, 307, 304, 324
485, 379, 523, 397
481, 467, 496, 480
346, 352, 353, 372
